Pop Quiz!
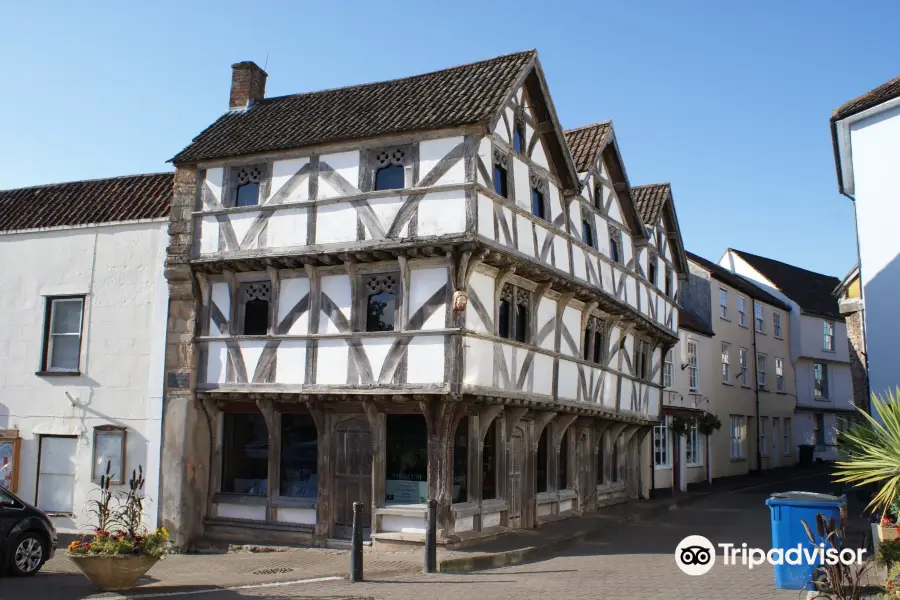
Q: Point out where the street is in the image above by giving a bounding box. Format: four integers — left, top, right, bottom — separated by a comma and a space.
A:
2, 471, 874, 600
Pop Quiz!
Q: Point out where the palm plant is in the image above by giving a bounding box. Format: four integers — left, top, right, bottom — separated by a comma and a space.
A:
833, 388, 900, 519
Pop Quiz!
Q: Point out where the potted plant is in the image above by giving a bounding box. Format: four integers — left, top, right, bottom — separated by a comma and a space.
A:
800, 513, 874, 599
67, 464, 171, 591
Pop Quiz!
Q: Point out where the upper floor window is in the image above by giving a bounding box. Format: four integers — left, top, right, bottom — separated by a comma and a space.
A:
609, 226, 622, 264
582, 218, 595, 248
372, 147, 409, 192
823, 320, 834, 351
755, 303, 765, 333
238, 282, 270, 335
583, 316, 604, 364
663, 349, 674, 388
775, 357, 785, 392
493, 148, 509, 199
654, 416, 670, 468
233, 165, 263, 207
687, 340, 699, 391
636, 340, 650, 380
774, 312, 783, 338
719, 288, 728, 319
498, 284, 530, 343
647, 255, 657, 286
757, 353, 767, 390
739, 347, 749, 386
593, 181, 603, 210
363, 274, 399, 332
721, 342, 731, 383
531, 177, 547, 221
813, 362, 829, 398
737, 296, 746, 327
730, 415, 745, 459
655, 228, 663, 249
665, 268, 674, 297
513, 120, 525, 153
42, 296, 85, 372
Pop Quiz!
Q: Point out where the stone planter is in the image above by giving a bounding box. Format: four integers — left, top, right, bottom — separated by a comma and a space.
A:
68, 554, 159, 591
878, 525, 900, 542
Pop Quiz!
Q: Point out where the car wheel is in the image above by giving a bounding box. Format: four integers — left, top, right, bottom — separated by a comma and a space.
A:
8, 533, 46, 576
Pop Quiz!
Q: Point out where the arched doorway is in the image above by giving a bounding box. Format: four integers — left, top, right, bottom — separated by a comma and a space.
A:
333, 417, 372, 539
508, 424, 525, 529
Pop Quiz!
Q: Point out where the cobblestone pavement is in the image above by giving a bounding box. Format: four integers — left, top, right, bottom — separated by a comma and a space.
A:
2, 470, 878, 600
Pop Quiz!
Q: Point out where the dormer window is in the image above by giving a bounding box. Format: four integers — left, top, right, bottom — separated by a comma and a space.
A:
493, 148, 509, 199
362, 273, 399, 332
233, 165, 264, 207
238, 281, 270, 335
373, 148, 408, 191
531, 175, 547, 221
513, 120, 525, 153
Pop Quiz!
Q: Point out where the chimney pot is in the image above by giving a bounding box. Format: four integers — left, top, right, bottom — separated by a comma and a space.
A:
230, 61, 268, 110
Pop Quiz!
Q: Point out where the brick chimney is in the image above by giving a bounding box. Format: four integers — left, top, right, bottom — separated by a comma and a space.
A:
229, 61, 268, 110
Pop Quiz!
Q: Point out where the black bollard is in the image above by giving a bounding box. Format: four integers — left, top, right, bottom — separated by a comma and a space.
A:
424, 499, 437, 573
350, 502, 363, 582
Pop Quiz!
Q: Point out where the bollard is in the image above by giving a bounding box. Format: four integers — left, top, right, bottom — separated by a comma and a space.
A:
350, 502, 363, 582
424, 499, 437, 573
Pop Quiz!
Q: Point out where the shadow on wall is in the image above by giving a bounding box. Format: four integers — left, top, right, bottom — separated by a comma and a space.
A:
863, 249, 900, 404
0, 401, 8, 428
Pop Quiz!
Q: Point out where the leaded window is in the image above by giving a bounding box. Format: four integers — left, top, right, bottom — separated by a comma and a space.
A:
239, 281, 270, 335
498, 284, 530, 343
609, 225, 622, 264
233, 165, 264, 207
493, 148, 509, 199
582, 218, 595, 248
363, 273, 399, 332
583, 316, 604, 364
513, 120, 525, 153
647, 253, 657, 285
373, 148, 408, 191
531, 175, 547, 221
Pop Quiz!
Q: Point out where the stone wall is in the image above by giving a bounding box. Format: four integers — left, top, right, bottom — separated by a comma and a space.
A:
841, 298, 869, 412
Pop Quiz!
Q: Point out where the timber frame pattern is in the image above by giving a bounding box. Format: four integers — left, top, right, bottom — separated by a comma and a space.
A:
160, 51, 688, 550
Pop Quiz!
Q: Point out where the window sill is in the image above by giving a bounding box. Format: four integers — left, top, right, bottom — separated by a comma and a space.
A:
756, 330, 766, 336
776, 391, 787, 395
35, 370, 81, 377
722, 381, 734, 387
213, 493, 267, 505
558, 489, 578, 501
720, 317, 730, 322
685, 463, 703, 468
376, 504, 427, 517
272, 496, 317, 509
738, 323, 749, 329
654, 465, 672, 471
775, 336, 784, 340
730, 457, 746, 462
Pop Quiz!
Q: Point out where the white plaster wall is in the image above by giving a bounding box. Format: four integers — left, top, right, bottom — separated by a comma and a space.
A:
319, 275, 351, 334
477, 194, 493, 238
210, 281, 230, 335
316, 204, 357, 245
267, 208, 308, 248
512, 157, 531, 212
850, 104, 900, 402
274, 342, 307, 385
462, 337, 493, 387
0, 221, 168, 532
406, 336, 446, 384
278, 276, 311, 334
268, 158, 310, 203
419, 137, 465, 185
536, 298, 556, 352
318, 151, 359, 199
560, 306, 580, 357
316, 339, 349, 385
204, 168, 224, 206
409, 267, 448, 330
466, 271, 494, 334
797, 315, 850, 363
417, 191, 466, 237
199, 217, 220, 255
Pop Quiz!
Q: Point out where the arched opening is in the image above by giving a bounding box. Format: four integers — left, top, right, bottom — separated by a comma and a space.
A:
558, 429, 569, 490
536, 427, 548, 493
385, 414, 428, 504
374, 164, 404, 191
452, 417, 468, 503
482, 420, 497, 500
597, 431, 606, 485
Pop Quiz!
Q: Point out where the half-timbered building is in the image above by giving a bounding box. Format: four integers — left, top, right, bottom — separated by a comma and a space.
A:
160, 51, 688, 549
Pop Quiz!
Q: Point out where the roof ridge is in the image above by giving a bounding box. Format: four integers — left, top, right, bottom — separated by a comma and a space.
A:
259, 50, 537, 105
564, 120, 612, 134
0, 172, 173, 194
729, 248, 839, 281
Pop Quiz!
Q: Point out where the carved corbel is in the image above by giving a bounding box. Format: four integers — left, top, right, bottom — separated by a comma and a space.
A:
531, 411, 557, 443
505, 407, 529, 441
580, 301, 599, 334
477, 405, 505, 443
551, 414, 579, 451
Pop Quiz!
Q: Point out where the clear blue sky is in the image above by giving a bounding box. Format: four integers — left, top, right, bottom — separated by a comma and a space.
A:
2, 0, 897, 278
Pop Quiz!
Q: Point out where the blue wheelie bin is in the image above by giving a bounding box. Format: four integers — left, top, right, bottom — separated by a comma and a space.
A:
765, 491, 846, 590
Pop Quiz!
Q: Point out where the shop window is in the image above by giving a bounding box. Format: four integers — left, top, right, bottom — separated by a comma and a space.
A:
536, 428, 549, 493
222, 412, 268, 496
452, 417, 468, 503
385, 415, 428, 504
279, 413, 318, 498
482, 420, 497, 501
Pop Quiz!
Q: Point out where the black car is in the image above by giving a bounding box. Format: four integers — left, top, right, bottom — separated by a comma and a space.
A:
0, 486, 56, 576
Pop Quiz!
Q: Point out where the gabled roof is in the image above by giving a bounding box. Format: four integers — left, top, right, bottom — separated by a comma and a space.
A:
173, 51, 537, 164
832, 76, 900, 122
679, 306, 715, 337
564, 122, 611, 173
687, 250, 792, 312
727, 249, 841, 319
834, 263, 860, 297
632, 183, 689, 277
0, 173, 172, 233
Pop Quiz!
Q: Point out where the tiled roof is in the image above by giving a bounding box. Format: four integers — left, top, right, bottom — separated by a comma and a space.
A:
173, 50, 537, 164
0, 173, 173, 232
687, 251, 792, 312
832, 76, 900, 121
631, 183, 670, 224
564, 122, 611, 172
728, 249, 842, 319
679, 306, 715, 337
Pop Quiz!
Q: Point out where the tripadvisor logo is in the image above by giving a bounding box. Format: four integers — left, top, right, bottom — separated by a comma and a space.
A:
675, 535, 867, 576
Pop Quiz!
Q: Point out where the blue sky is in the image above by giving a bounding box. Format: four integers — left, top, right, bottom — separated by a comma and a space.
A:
2, 0, 897, 277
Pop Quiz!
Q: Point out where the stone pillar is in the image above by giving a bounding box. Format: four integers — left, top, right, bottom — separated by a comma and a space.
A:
159, 165, 209, 550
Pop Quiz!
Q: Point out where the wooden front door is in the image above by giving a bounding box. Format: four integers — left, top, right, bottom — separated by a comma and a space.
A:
507, 425, 526, 529
333, 418, 373, 539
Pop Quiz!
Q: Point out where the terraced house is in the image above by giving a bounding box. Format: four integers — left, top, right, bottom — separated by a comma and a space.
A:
159, 50, 687, 550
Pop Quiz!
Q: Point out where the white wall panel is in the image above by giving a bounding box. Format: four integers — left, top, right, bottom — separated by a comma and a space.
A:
316, 203, 357, 245
361, 337, 394, 380
603, 373, 618, 409
316, 339, 349, 384
534, 353, 553, 395
210, 281, 230, 335
275, 342, 306, 385
278, 277, 310, 334
320, 275, 351, 334
409, 267, 447, 330
553, 236, 570, 273
266, 208, 308, 248
204, 168, 224, 206
536, 297, 556, 351
199, 217, 220, 255
407, 336, 446, 384
276, 507, 316, 525
516, 215, 534, 257
362, 196, 406, 240
218, 503, 266, 521
419, 137, 465, 185
512, 157, 531, 212
205, 341, 228, 384
466, 271, 494, 334
268, 158, 310, 203
477, 193, 494, 239
318, 151, 359, 199
561, 305, 581, 357
418, 191, 466, 237
229, 212, 261, 250
558, 359, 579, 400
463, 336, 493, 386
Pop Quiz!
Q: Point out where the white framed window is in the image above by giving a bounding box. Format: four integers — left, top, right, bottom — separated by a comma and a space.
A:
760, 417, 768, 457
737, 296, 746, 326
783, 418, 792, 455
686, 420, 702, 466
663, 349, 674, 389
771, 417, 780, 458
823, 320, 834, 351
757, 353, 767, 390
814, 362, 829, 398
754, 303, 765, 333
42, 296, 85, 373
721, 342, 731, 383
773, 312, 783, 338
730, 416, 745, 459
719, 288, 728, 319
775, 357, 785, 392
687, 340, 699, 391
653, 417, 671, 468
739, 347, 749, 386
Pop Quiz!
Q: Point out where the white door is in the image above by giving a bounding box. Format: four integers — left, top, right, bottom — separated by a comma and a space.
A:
37, 436, 77, 514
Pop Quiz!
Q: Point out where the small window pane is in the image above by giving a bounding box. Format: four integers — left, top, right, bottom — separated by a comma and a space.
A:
593, 331, 603, 364
582, 220, 594, 247
366, 291, 396, 332
49, 336, 81, 370
280, 413, 318, 498
236, 182, 260, 207
610, 238, 620, 263
222, 413, 268, 496
494, 165, 508, 198
583, 329, 591, 360
374, 165, 405, 191
531, 189, 546, 220
51, 299, 83, 334
498, 299, 511, 339
514, 124, 524, 153
514, 302, 528, 343
92, 430, 125, 483
243, 298, 269, 335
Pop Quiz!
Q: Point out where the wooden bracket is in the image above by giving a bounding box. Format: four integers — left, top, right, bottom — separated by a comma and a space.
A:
531, 411, 556, 442
477, 405, 505, 443
505, 407, 529, 441
551, 414, 579, 451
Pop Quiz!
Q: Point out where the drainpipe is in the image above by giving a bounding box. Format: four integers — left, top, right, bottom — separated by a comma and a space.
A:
751, 299, 762, 475
842, 190, 872, 414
